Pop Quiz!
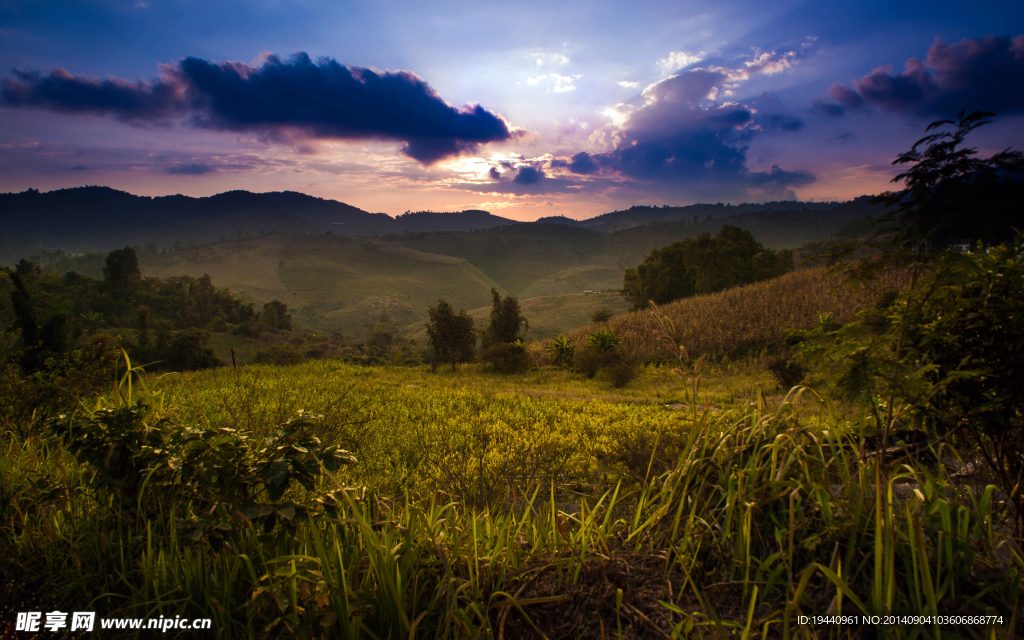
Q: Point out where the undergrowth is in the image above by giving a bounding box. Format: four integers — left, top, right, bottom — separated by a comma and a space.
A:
0, 354, 1019, 638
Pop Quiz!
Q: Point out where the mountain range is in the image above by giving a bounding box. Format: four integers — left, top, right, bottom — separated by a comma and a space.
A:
0, 186, 882, 264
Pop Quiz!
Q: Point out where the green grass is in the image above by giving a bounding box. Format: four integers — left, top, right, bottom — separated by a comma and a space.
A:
517, 265, 625, 298
402, 292, 631, 342
2, 359, 1018, 637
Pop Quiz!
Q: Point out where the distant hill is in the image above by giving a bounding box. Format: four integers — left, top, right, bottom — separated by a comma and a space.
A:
1, 185, 885, 264
0, 187, 520, 261
119, 201, 880, 339
547, 196, 879, 231
394, 209, 517, 231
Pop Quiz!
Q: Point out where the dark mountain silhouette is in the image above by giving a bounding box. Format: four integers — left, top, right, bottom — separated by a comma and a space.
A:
394, 209, 515, 231
548, 197, 879, 231
0, 185, 883, 263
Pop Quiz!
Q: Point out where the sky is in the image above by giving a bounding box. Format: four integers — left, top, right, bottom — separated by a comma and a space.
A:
1, 0, 1023, 220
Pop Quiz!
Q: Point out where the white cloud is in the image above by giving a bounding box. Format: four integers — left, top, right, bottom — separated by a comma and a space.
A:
531, 52, 570, 67
656, 50, 705, 76
526, 73, 581, 93
617, 80, 640, 89
744, 49, 797, 75
599, 103, 634, 127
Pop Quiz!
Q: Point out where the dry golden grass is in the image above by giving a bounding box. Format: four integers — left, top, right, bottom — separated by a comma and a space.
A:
560, 266, 911, 362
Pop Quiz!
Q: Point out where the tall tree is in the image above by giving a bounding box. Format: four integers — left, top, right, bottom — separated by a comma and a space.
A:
425, 299, 476, 366
103, 247, 141, 291
482, 288, 528, 348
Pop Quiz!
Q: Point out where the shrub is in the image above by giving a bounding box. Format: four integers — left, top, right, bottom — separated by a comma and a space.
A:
163, 328, 222, 371
50, 404, 356, 546
586, 328, 623, 353
207, 315, 229, 333
573, 345, 634, 386
249, 345, 305, 366
479, 341, 532, 374
590, 307, 612, 323
766, 353, 806, 389
573, 346, 602, 378
545, 333, 575, 366
607, 354, 637, 388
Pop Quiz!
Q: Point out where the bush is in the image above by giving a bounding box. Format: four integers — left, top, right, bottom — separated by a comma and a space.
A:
479, 341, 532, 374
586, 328, 623, 353
50, 404, 356, 546
207, 315, 229, 333
607, 355, 637, 388
545, 333, 575, 366
249, 345, 305, 366
766, 353, 806, 389
573, 346, 635, 386
0, 335, 119, 436
163, 328, 221, 371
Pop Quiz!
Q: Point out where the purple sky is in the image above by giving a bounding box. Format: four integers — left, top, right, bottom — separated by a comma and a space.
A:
2, 0, 1023, 220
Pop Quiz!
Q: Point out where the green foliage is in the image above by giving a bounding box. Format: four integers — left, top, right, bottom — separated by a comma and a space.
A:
0, 335, 118, 436
590, 306, 612, 323
51, 401, 356, 546
161, 328, 222, 371
574, 330, 635, 387
425, 298, 476, 366
545, 333, 575, 366
263, 299, 293, 331
249, 345, 306, 366
766, 353, 807, 389
623, 225, 793, 310
586, 327, 623, 353
482, 287, 528, 347
798, 235, 1024, 526
874, 110, 1024, 252
102, 246, 141, 290
2, 356, 1020, 635
478, 340, 532, 374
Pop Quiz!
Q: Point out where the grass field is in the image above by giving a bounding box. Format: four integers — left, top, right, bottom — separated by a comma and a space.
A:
2, 355, 1018, 638
402, 291, 631, 343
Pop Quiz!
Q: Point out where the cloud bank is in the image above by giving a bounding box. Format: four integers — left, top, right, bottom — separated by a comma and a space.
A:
813, 35, 1024, 117
565, 64, 814, 197
2, 53, 515, 163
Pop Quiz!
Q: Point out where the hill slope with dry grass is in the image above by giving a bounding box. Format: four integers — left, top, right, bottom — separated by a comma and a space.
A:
562, 266, 911, 362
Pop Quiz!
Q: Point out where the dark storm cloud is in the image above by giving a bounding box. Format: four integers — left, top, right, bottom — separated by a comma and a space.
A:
166, 163, 216, 175
762, 114, 805, 131
512, 166, 544, 184
2, 68, 186, 120
568, 151, 598, 174
813, 35, 1024, 117
2, 53, 514, 164
811, 100, 846, 117
747, 164, 815, 187
828, 83, 866, 109
488, 166, 502, 180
